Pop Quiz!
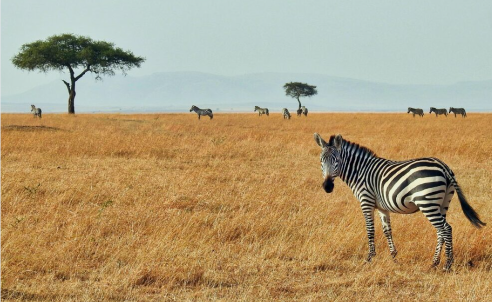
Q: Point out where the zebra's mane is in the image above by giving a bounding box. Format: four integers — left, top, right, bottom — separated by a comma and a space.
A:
328, 135, 378, 157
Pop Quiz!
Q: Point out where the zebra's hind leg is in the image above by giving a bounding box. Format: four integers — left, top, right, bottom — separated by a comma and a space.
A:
431, 232, 445, 268
377, 210, 398, 259
442, 222, 453, 270
421, 208, 454, 271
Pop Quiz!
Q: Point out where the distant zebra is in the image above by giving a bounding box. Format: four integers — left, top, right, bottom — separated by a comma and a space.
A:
189, 105, 213, 120
301, 106, 308, 117
296, 108, 302, 116
430, 107, 448, 117
254, 106, 269, 116
31, 105, 42, 118
449, 107, 467, 118
282, 108, 291, 119
314, 133, 485, 271
407, 107, 424, 117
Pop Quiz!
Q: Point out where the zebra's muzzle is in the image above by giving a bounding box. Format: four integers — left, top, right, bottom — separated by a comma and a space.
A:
323, 176, 335, 193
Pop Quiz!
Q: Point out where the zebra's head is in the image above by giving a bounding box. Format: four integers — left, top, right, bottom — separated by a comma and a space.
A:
254, 106, 259, 112
314, 133, 343, 193
190, 105, 196, 112
429, 107, 435, 113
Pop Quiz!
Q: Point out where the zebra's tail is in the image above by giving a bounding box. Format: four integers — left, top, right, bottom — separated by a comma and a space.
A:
449, 174, 486, 228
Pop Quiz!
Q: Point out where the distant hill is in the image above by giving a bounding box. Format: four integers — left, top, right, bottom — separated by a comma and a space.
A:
2, 72, 491, 113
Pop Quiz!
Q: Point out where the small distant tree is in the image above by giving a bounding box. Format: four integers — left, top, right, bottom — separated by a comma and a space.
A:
283, 82, 318, 110
11, 33, 145, 114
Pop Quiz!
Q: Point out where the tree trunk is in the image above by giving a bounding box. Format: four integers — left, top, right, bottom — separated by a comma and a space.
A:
297, 97, 302, 110
63, 78, 76, 114
68, 87, 76, 114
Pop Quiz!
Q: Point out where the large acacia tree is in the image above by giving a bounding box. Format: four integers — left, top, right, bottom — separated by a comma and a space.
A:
283, 82, 318, 110
12, 34, 145, 114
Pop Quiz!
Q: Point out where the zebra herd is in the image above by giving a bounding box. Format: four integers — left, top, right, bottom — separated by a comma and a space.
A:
189, 105, 309, 120
408, 107, 467, 118
314, 133, 485, 271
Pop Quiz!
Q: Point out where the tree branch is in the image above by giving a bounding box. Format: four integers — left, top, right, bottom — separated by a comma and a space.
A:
62, 80, 71, 93
74, 64, 91, 81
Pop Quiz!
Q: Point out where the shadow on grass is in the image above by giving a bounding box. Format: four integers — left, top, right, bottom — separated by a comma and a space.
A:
2, 125, 65, 132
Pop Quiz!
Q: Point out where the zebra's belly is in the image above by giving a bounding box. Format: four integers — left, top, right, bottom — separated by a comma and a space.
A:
376, 199, 419, 214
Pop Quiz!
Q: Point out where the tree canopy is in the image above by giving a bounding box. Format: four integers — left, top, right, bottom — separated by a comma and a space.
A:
283, 82, 318, 109
12, 33, 145, 114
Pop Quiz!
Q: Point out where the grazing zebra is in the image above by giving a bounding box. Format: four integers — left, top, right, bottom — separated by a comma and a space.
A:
407, 107, 424, 117
189, 105, 213, 120
449, 107, 467, 118
254, 106, 269, 116
296, 108, 302, 116
429, 107, 448, 117
301, 106, 308, 117
282, 108, 291, 119
31, 105, 42, 118
313, 133, 485, 271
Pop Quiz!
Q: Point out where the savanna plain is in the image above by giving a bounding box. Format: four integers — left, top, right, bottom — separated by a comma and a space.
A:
1, 112, 491, 301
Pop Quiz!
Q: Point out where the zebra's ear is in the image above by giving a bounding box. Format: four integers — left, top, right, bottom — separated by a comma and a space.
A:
314, 133, 327, 148
333, 134, 343, 150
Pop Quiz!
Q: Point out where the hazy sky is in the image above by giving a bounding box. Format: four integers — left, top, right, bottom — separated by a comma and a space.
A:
2, 0, 492, 96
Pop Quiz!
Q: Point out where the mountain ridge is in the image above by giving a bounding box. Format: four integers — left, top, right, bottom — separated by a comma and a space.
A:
2, 72, 491, 113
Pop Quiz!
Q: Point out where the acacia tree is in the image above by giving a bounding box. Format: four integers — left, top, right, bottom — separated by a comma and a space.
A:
283, 82, 318, 110
12, 34, 145, 114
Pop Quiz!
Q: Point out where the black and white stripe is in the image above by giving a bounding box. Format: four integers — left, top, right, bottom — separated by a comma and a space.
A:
301, 106, 308, 117
31, 105, 42, 118
449, 107, 467, 118
282, 108, 291, 119
407, 107, 424, 117
429, 107, 448, 117
314, 133, 485, 270
254, 106, 269, 116
190, 105, 213, 120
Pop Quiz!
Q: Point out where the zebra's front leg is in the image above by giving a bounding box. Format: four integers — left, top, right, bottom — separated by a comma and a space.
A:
362, 209, 376, 262
377, 210, 397, 259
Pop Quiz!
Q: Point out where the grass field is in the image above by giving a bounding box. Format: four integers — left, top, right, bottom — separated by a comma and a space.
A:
2, 112, 491, 301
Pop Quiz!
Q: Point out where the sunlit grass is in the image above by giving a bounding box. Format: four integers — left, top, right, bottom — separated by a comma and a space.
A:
2, 113, 491, 301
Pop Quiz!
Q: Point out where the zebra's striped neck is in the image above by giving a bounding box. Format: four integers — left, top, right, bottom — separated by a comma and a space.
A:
338, 139, 378, 187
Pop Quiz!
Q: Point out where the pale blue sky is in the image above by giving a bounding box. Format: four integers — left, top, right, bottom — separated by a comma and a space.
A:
2, 0, 492, 96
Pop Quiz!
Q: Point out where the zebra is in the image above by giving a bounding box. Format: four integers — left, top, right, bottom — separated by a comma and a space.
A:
407, 107, 424, 117
301, 106, 308, 117
449, 107, 467, 118
282, 108, 291, 119
429, 107, 448, 117
189, 105, 213, 120
296, 108, 302, 116
313, 133, 485, 271
31, 105, 42, 118
254, 106, 269, 116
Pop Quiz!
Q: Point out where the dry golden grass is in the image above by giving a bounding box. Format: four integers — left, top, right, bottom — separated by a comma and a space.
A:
2, 112, 491, 301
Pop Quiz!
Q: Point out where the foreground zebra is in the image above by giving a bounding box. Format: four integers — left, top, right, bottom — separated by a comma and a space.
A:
296, 108, 302, 116
430, 107, 448, 117
31, 105, 42, 118
449, 107, 467, 118
314, 133, 485, 270
301, 106, 308, 117
189, 105, 213, 120
407, 107, 424, 117
282, 108, 291, 119
254, 106, 269, 116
